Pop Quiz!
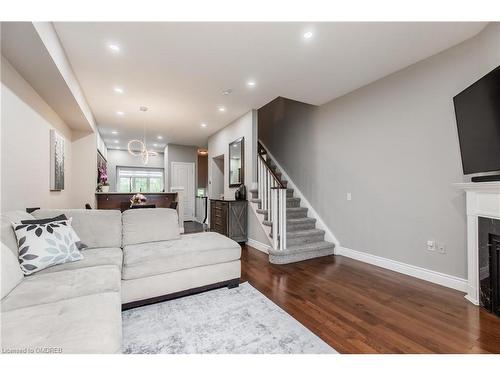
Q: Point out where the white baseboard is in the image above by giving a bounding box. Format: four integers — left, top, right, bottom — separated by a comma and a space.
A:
338, 246, 468, 292
246, 238, 271, 254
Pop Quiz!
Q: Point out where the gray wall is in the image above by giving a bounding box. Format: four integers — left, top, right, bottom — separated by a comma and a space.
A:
107, 149, 165, 191
208, 110, 269, 245
259, 23, 500, 278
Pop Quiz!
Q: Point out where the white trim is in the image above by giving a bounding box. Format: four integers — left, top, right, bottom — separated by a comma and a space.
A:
258, 140, 340, 247
246, 238, 271, 254
454, 182, 500, 305
338, 246, 468, 292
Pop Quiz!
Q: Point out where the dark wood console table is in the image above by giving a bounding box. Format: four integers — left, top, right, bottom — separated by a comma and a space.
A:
210, 199, 247, 243
96, 192, 178, 212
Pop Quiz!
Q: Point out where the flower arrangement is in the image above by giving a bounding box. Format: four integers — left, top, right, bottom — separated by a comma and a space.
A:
130, 193, 147, 207
97, 165, 109, 192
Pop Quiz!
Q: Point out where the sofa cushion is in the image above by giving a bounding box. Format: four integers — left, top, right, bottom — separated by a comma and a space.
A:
1, 242, 24, 299
122, 208, 180, 246
12, 219, 84, 275
122, 232, 241, 280
1, 265, 120, 312
32, 209, 122, 249
1, 211, 35, 256
36, 247, 123, 275
1, 292, 122, 354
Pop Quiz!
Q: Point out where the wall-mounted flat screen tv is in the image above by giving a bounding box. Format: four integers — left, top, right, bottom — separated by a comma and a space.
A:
453, 65, 500, 175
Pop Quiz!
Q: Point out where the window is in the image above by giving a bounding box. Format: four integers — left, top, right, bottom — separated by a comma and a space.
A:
117, 167, 164, 193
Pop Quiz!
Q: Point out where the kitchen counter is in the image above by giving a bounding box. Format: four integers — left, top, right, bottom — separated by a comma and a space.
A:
95, 192, 178, 211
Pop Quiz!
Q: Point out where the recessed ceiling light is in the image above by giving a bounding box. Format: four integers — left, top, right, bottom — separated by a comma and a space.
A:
303, 31, 313, 39
111, 130, 118, 135
153, 143, 158, 147
114, 87, 124, 94
157, 135, 163, 140
247, 80, 256, 87
201, 123, 207, 128
116, 111, 124, 116
114, 140, 119, 144
108, 44, 120, 52
218, 107, 226, 112
222, 89, 232, 96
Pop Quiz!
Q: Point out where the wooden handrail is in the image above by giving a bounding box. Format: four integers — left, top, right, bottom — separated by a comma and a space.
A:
257, 153, 286, 189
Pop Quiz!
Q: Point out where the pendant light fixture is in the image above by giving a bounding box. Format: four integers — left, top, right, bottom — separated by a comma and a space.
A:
127, 106, 158, 165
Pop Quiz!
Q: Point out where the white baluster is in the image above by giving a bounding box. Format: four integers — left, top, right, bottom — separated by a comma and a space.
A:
259, 158, 264, 209
278, 188, 283, 251
268, 172, 271, 213
262, 161, 267, 210
281, 188, 287, 250
269, 179, 274, 224
257, 156, 262, 207
272, 188, 278, 250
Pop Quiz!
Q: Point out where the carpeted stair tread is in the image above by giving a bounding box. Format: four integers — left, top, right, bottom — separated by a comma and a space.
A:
287, 207, 307, 213
268, 241, 335, 264
252, 197, 299, 203
257, 207, 307, 216
270, 241, 335, 255
262, 217, 316, 227
270, 228, 325, 239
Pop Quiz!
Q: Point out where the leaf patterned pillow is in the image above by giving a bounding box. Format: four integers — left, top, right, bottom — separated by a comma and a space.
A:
11, 219, 84, 275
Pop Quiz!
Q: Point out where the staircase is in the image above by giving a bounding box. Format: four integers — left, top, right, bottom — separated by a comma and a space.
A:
249, 142, 335, 264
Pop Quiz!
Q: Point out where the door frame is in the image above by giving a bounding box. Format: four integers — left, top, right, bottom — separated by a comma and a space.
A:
170, 161, 196, 221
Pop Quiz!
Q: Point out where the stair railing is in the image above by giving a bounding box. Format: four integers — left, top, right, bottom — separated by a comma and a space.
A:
257, 145, 287, 251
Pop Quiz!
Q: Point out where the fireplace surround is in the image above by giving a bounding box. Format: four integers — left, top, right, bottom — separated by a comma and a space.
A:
478, 217, 500, 317
455, 182, 500, 310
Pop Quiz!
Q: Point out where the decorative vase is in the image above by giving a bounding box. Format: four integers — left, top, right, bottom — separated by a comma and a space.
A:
101, 185, 109, 193
235, 184, 246, 200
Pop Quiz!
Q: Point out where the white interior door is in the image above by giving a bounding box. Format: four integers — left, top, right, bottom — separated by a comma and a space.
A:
171, 162, 195, 221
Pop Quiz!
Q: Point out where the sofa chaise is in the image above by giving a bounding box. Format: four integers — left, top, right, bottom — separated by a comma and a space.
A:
1, 208, 241, 353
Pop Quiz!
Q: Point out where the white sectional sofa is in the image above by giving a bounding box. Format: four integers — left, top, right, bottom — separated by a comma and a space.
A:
1, 208, 241, 353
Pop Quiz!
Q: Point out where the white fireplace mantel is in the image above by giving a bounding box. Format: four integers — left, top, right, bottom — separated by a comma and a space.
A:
454, 182, 500, 305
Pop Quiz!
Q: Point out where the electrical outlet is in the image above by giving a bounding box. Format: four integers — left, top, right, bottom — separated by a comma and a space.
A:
427, 240, 436, 251
437, 243, 446, 254
347, 193, 352, 201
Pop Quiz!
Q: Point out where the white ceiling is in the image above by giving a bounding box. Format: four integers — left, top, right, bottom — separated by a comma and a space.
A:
53, 22, 487, 150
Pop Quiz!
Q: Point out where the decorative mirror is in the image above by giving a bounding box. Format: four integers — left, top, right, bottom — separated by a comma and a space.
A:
229, 137, 244, 187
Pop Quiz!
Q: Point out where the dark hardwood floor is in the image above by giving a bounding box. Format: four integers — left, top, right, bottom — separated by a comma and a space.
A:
240, 245, 500, 354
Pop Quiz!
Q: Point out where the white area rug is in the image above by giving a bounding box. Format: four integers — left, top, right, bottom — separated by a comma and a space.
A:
122, 282, 336, 354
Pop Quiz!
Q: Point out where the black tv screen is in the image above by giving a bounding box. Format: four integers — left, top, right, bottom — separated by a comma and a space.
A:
453, 65, 500, 175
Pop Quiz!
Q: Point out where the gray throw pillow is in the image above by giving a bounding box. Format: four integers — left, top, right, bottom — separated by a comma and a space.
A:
21, 215, 88, 250
11, 219, 84, 275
